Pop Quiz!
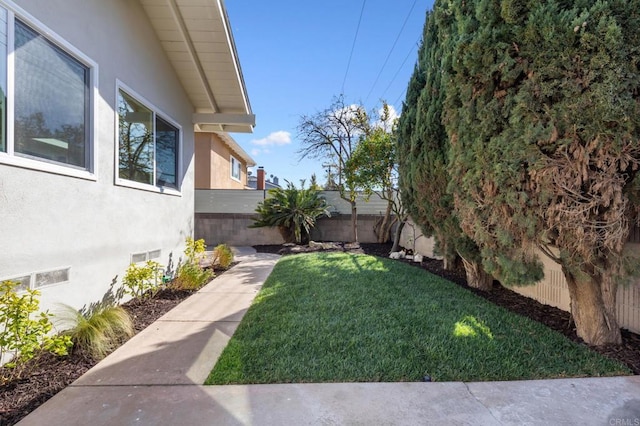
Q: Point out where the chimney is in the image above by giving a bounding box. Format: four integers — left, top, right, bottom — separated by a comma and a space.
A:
257, 166, 265, 190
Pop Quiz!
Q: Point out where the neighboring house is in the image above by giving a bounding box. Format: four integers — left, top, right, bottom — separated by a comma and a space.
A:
195, 132, 256, 189
0, 0, 254, 312
247, 166, 282, 190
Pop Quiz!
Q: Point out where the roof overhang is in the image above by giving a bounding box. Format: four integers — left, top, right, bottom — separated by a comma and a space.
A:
140, 0, 255, 133
216, 132, 256, 167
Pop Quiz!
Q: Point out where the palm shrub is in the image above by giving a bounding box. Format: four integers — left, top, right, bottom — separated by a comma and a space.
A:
60, 304, 134, 360
211, 244, 234, 270
250, 182, 331, 244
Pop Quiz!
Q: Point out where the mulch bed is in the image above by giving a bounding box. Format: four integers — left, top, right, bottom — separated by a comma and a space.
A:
0, 264, 237, 426
1, 243, 638, 425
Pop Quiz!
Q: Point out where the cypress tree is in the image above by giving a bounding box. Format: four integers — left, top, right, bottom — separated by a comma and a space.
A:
397, 13, 429, 241
444, 0, 640, 345
398, 6, 492, 289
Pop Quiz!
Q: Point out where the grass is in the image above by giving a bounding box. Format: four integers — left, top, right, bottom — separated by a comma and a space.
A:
60, 304, 134, 360
206, 252, 631, 384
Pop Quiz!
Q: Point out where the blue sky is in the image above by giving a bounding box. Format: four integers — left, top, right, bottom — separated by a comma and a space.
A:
225, 0, 434, 187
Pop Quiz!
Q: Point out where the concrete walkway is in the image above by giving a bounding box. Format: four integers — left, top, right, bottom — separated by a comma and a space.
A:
18, 248, 640, 425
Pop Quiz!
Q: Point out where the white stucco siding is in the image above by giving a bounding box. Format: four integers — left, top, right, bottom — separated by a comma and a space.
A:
0, 0, 196, 313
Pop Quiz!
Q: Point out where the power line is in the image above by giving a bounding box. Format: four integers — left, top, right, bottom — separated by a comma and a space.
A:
341, 0, 367, 94
393, 88, 407, 112
364, 0, 419, 104
380, 41, 418, 101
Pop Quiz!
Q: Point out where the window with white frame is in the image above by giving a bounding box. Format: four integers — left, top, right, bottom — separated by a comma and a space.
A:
117, 87, 179, 190
230, 155, 241, 181
0, 7, 94, 175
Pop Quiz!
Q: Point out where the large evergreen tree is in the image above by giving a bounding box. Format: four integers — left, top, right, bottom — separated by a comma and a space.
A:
398, 8, 492, 289
443, 0, 640, 345
397, 15, 428, 241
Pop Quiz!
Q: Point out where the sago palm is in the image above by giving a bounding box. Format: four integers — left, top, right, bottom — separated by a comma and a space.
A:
251, 182, 331, 244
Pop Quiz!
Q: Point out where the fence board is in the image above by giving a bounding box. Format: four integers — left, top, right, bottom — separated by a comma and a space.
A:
399, 218, 640, 334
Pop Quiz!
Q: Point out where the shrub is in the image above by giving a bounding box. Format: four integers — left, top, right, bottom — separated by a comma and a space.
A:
184, 237, 207, 264
0, 281, 72, 382
60, 304, 134, 360
122, 260, 162, 299
172, 262, 213, 290
250, 182, 331, 244
170, 237, 213, 290
211, 244, 234, 270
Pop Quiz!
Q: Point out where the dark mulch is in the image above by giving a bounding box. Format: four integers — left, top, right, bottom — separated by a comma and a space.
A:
0, 264, 237, 426
255, 242, 640, 375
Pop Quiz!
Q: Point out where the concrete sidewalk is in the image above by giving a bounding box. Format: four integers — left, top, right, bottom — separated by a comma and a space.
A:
18, 248, 640, 425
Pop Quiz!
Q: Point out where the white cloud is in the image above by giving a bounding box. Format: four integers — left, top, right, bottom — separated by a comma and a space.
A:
251, 130, 291, 146
250, 148, 272, 157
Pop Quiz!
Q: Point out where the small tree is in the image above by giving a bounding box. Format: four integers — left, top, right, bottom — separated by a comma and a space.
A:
251, 182, 331, 244
347, 104, 407, 252
297, 95, 369, 241
308, 173, 323, 191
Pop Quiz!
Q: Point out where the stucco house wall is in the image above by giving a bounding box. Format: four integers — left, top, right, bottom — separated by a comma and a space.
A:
194, 132, 251, 189
0, 0, 197, 313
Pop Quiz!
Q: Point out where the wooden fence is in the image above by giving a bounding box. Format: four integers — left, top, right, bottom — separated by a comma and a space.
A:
399, 219, 640, 334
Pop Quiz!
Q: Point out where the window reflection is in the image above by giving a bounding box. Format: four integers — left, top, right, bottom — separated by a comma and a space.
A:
13, 20, 89, 168
118, 90, 154, 185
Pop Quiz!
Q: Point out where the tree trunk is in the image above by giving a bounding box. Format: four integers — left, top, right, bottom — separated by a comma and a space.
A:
390, 219, 406, 253
277, 226, 295, 244
440, 240, 457, 271
351, 201, 358, 242
563, 267, 621, 346
377, 200, 393, 243
443, 254, 457, 271
459, 255, 492, 291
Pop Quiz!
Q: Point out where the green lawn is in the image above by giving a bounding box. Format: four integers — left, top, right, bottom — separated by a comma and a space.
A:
206, 252, 630, 384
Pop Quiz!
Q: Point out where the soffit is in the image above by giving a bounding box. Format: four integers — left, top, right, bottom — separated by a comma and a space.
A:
139, 0, 254, 133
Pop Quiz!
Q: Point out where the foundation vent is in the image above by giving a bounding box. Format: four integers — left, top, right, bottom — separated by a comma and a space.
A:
34, 268, 70, 288
131, 249, 162, 264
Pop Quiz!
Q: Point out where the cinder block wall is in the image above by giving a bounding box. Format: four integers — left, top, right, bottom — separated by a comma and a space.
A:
195, 213, 381, 246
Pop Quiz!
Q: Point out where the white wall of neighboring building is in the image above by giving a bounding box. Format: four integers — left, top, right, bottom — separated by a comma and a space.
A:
0, 0, 195, 313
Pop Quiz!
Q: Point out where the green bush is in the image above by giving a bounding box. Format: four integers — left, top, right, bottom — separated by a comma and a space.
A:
170, 237, 213, 290
250, 182, 330, 244
211, 244, 234, 270
61, 304, 134, 360
184, 237, 207, 264
0, 281, 72, 382
122, 260, 162, 299
172, 262, 213, 290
